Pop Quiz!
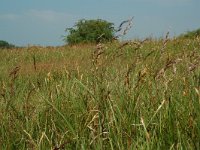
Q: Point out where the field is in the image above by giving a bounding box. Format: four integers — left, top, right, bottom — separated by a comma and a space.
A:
0, 37, 200, 149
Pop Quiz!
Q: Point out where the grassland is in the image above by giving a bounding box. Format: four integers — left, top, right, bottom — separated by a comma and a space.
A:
0, 37, 200, 149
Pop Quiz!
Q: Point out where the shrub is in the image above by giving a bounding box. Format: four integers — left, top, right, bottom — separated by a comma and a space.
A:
64, 19, 115, 45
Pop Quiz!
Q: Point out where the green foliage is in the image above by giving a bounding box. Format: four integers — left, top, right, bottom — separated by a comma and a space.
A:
180, 28, 200, 38
65, 19, 115, 45
0, 40, 15, 49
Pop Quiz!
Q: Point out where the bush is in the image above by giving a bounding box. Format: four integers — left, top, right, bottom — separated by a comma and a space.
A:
0, 40, 14, 49
180, 28, 200, 38
65, 19, 115, 45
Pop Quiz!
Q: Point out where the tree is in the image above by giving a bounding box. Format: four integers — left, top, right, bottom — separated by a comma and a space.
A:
64, 19, 115, 45
0, 40, 15, 49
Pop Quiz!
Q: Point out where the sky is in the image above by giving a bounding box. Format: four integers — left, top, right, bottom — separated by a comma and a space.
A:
0, 0, 200, 46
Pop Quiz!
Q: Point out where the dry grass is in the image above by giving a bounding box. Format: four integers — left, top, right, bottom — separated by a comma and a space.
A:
0, 36, 200, 149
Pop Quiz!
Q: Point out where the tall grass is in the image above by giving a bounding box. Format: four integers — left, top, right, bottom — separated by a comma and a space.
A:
0, 37, 200, 149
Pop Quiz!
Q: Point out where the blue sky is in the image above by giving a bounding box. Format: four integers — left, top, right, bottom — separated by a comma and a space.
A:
0, 0, 200, 46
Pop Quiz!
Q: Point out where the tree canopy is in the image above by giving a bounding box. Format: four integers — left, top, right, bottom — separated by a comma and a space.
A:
64, 19, 115, 45
0, 40, 15, 49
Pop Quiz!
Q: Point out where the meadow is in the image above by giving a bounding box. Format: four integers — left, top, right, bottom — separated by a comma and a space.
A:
0, 37, 200, 149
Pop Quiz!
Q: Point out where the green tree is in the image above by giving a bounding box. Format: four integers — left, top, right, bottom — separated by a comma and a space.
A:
65, 19, 115, 45
0, 40, 14, 49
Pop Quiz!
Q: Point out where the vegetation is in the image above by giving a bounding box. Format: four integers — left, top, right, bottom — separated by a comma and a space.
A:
0, 35, 200, 149
180, 28, 200, 38
65, 19, 115, 45
0, 40, 15, 49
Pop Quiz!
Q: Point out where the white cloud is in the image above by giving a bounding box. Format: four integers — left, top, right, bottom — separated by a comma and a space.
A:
0, 13, 19, 20
0, 10, 80, 46
0, 10, 75, 23
27, 9, 72, 22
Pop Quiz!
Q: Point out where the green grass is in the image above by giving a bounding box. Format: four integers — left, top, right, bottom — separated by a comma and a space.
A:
0, 37, 200, 149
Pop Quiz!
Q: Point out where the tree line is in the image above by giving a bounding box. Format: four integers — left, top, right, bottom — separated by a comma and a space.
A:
1, 18, 200, 47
